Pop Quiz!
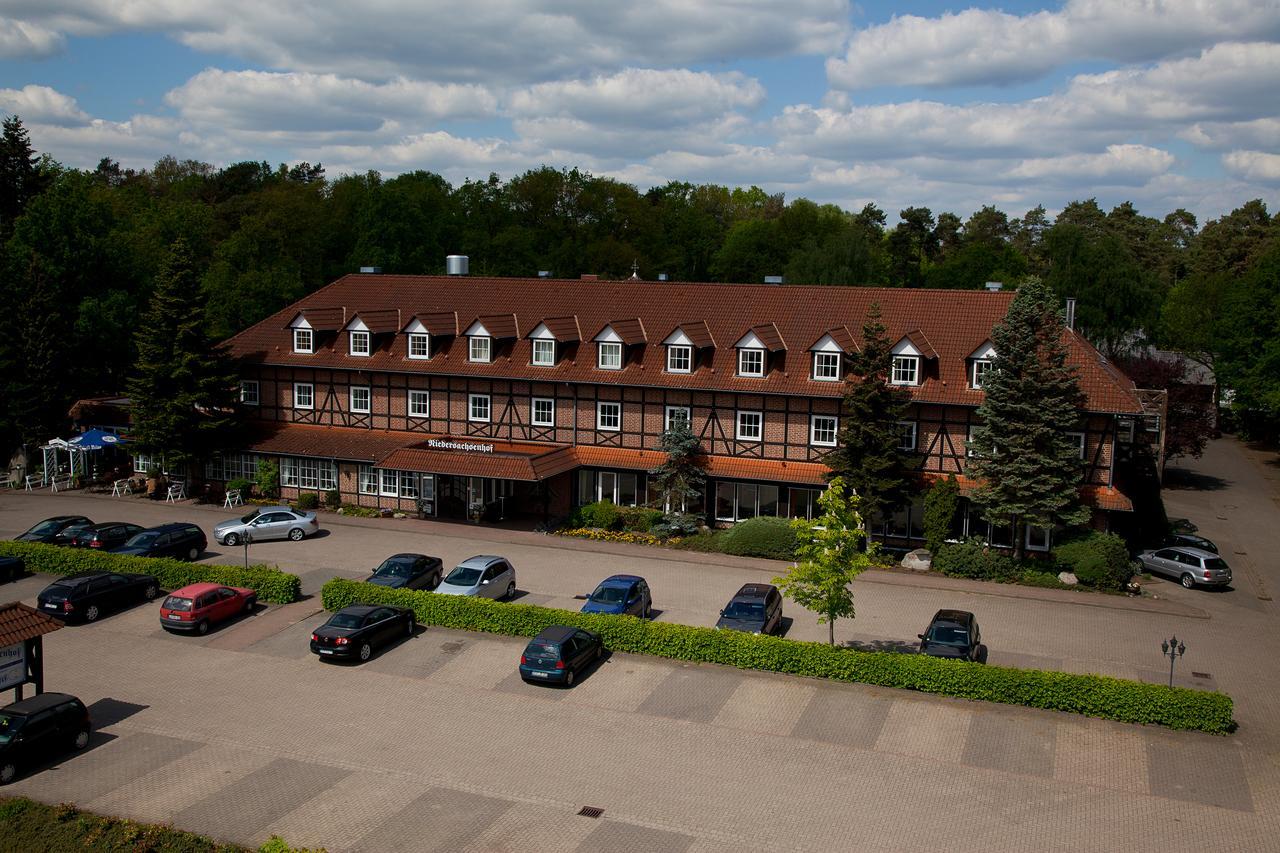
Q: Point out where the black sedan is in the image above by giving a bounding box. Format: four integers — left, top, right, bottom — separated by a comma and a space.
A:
0, 557, 23, 583
365, 554, 444, 590
36, 571, 161, 623
918, 609, 984, 662
15, 516, 93, 545
310, 605, 416, 662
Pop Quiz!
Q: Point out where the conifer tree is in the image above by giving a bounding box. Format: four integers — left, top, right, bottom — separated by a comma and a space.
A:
0, 115, 44, 238
127, 239, 242, 477
648, 419, 707, 513
967, 277, 1089, 559
827, 303, 915, 526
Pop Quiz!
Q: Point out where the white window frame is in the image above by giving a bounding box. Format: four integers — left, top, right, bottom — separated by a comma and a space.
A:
598, 341, 623, 370
399, 470, 418, 499
532, 339, 556, 366
1025, 525, 1052, 552
469, 394, 491, 423
812, 351, 841, 381
665, 406, 691, 432
810, 415, 838, 447
736, 410, 763, 442
293, 382, 314, 410
469, 336, 492, 363
292, 328, 313, 354
408, 333, 430, 360
531, 397, 555, 427
891, 355, 919, 385
239, 380, 259, 406
408, 390, 429, 418
379, 468, 399, 497
358, 465, 378, 495
737, 348, 765, 377
666, 345, 692, 373
349, 330, 371, 357
350, 385, 371, 414
899, 421, 918, 451
971, 358, 993, 389
597, 401, 621, 432
1068, 431, 1087, 460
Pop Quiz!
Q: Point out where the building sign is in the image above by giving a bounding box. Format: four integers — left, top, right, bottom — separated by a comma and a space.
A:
426, 439, 495, 454
0, 643, 25, 691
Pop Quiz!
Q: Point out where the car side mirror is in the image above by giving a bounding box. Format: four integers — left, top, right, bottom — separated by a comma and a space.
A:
719, 609, 726, 617
917, 634, 925, 640
481, 579, 490, 585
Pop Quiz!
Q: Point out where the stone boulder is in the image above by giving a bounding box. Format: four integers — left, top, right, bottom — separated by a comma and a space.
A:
901, 548, 933, 572
1057, 571, 1078, 585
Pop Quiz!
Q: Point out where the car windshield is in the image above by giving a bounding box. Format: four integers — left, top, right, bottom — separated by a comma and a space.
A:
57, 525, 89, 538
723, 601, 764, 619
375, 559, 416, 577
124, 532, 160, 547
926, 625, 969, 646
524, 642, 560, 661
328, 613, 364, 629
26, 520, 65, 536
1205, 558, 1230, 572
445, 566, 482, 585
0, 713, 24, 743
590, 585, 627, 604
239, 509, 261, 524
52, 578, 82, 589
163, 596, 193, 612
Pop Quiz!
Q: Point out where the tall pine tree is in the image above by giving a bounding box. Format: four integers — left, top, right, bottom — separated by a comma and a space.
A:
0, 115, 44, 239
967, 277, 1089, 559
827, 303, 915, 526
127, 239, 242, 477
648, 419, 707, 513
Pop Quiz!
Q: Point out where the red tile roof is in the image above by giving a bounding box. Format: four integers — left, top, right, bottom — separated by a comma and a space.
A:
248, 423, 417, 463
535, 316, 582, 342
227, 275, 1141, 414
933, 474, 1133, 512
674, 320, 716, 349
407, 312, 459, 336
0, 601, 64, 647
905, 329, 938, 360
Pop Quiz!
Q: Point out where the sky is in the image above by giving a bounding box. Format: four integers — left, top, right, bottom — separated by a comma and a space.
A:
1, 0, 1278, 224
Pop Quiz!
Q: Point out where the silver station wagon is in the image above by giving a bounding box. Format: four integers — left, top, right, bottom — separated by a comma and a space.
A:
1138, 546, 1232, 589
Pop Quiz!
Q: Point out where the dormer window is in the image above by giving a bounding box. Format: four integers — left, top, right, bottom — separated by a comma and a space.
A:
533, 339, 556, 366
408, 333, 430, 360
528, 318, 578, 367
734, 327, 782, 377
969, 341, 996, 388
350, 330, 371, 357
667, 345, 692, 373
598, 342, 623, 369
469, 336, 491, 363
891, 355, 919, 385
972, 359, 992, 388
812, 352, 841, 381
293, 328, 313, 354
738, 348, 765, 377
890, 331, 935, 387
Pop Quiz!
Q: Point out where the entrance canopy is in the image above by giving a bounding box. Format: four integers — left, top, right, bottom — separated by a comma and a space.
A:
381, 438, 577, 481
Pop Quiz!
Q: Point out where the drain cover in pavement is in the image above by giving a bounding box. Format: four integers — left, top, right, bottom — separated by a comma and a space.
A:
577, 806, 605, 819
1192, 672, 1212, 679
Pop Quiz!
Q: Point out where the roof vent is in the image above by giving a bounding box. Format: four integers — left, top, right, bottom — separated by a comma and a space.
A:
763, 275, 783, 284
538, 270, 551, 278
984, 281, 1002, 292
1065, 297, 1077, 330
359, 266, 382, 274
446, 255, 469, 276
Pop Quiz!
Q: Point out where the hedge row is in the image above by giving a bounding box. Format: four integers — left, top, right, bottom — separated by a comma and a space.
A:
321, 578, 1234, 734
0, 541, 302, 604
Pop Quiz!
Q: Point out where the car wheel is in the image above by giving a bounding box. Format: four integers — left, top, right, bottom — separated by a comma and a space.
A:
143, 584, 159, 601
187, 547, 199, 561
224, 533, 239, 547
288, 527, 305, 541
643, 602, 651, 620
594, 645, 602, 661
84, 604, 100, 623
244, 597, 256, 613
505, 581, 516, 600
564, 669, 575, 687
73, 729, 90, 750
407, 617, 416, 636
196, 620, 210, 636
359, 642, 373, 662
1181, 573, 1195, 589
0, 762, 16, 785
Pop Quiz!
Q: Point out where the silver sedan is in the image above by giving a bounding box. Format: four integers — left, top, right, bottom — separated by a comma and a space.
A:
213, 506, 320, 546
435, 555, 517, 599
1138, 546, 1232, 589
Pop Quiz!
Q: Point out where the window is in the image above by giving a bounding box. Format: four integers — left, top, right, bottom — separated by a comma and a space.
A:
1067, 431, 1086, 460
598, 341, 623, 370
597, 401, 621, 431
1026, 525, 1051, 552
532, 339, 556, 366
966, 424, 980, 458
667, 345, 692, 373
205, 452, 256, 481
812, 352, 841, 381
1117, 418, 1135, 444
971, 359, 992, 388
239, 380, 259, 406
716, 482, 782, 522
891, 355, 919, 385
292, 328, 313, 354
281, 457, 336, 490
350, 330, 371, 356
532, 397, 555, 427
399, 471, 418, 499
469, 336, 491, 363
579, 469, 643, 506
133, 453, 159, 474
736, 410, 763, 441
469, 394, 491, 422
359, 465, 377, 495
350, 386, 371, 414
293, 382, 314, 410
738, 348, 765, 377
379, 468, 398, 497
810, 415, 838, 447
665, 406, 691, 432
899, 421, 918, 451
408, 390, 429, 418
408, 333, 430, 360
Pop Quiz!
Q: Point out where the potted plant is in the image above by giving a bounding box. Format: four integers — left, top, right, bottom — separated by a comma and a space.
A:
415, 497, 431, 519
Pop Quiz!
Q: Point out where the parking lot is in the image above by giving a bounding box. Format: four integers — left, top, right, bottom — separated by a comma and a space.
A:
2, 436, 1280, 851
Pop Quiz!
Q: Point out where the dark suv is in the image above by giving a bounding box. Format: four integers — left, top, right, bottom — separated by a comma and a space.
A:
918, 609, 984, 662
0, 693, 92, 785
37, 571, 161, 623
715, 583, 784, 635
68, 522, 144, 550
112, 523, 207, 561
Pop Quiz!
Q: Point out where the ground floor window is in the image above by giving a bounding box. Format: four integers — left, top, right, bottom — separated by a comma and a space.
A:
870, 498, 927, 541
715, 482, 781, 522
281, 457, 337, 491
204, 452, 257, 481
132, 453, 161, 474
358, 465, 378, 495
577, 469, 645, 506
788, 488, 822, 520
362, 467, 434, 500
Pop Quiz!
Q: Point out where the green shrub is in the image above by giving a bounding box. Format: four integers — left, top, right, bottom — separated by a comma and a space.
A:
721, 516, 797, 560
255, 459, 280, 499
617, 506, 664, 532
651, 511, 702, 538
320, 578, 1234, 733
0, 542, 302, 604
295, 492, 319, 511
226, 478, 254, 496
0, 796, 245, 852
922, 475, 960, 554
325, 488, 341, 509
933, 542, 1018, 580
1053, 531, 1133, 589
339, 504, 381, 518
569, 500, 622, 530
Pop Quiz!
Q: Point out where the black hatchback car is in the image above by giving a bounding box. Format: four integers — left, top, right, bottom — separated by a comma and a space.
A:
112, 523, 207, 561
519, 625, 603, 687
68, 522, 144, 551
36, 571, 161, 623
715, 583, 784, 635
918, 609, 984, 662
0, 692, 92, 785
15, 516, 93, 544
310, 604, 416, 662
365, 554, 444, 590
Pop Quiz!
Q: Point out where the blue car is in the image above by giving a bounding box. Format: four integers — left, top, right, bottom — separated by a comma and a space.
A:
580, 574, 652, 618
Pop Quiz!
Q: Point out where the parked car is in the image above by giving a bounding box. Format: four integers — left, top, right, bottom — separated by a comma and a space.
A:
365, 554, 444, 590
580, 574, 652, 617
68, 522, 144, 550
112, 523, 207, 561
1138, 547, 1232, 589
519, 625, 603, 686
51, 520, 94, 546
1160, 533, 1218, 554
160, 582, 256, 634
15, 516, 92, 544
310, 604, 416, 662
36, 571, 161, 623
918, 609, 984, 662
436, 556, 516, 599
0, 693, 91, 785
0, 557, 22, 583
715, 583, 783, 635
213, 506, 319, 546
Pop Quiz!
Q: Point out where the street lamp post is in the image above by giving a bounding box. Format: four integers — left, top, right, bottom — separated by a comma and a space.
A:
242, 530, 253, 570
1161, 636, 1186, 688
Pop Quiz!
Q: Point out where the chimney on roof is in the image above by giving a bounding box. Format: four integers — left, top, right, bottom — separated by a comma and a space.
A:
359, 266, 382, 274
581, 274, 598, 281
1065, 297, 1077, 330
763, 275, 783, 284
446, 255, 469, 276
984, 281, 1002, 292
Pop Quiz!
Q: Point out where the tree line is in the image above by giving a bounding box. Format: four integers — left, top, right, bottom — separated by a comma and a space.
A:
2, 113, 1278, 455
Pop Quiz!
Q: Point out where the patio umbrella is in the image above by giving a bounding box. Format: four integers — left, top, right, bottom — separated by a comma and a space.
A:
68, 429, 128, 450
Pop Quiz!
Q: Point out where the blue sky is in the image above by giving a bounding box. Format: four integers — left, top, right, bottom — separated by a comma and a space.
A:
1, 1, 1278, 224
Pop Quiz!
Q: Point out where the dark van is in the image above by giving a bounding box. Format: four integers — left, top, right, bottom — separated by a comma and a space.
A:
0, 693, 92, 785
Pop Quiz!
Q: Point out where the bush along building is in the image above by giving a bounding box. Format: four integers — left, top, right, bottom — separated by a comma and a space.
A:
205, 261, 1149, 552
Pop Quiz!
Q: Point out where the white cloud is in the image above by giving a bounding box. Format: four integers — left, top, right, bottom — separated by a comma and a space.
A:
1223, 150, 1280, 183
0, 17, 64, 58
1004, 144, 1175, 184
0, 84, 90, 125
828, 0, 1280, 89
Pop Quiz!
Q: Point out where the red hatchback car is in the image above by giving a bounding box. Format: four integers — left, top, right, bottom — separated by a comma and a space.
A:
159, 582, 256, 635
